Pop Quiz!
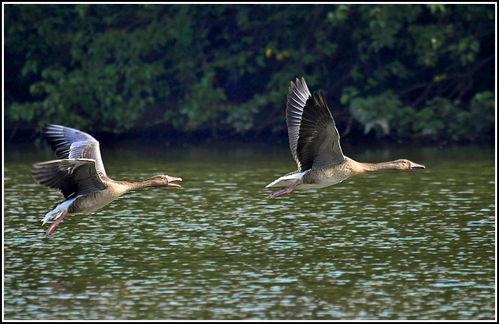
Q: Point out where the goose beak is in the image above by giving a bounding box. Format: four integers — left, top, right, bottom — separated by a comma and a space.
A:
410, 162, 425, 169
166, 176, 183, 188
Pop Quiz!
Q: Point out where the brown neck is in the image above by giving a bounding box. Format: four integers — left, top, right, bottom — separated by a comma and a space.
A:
113, 178, 163, 193
359, 161, 402, 172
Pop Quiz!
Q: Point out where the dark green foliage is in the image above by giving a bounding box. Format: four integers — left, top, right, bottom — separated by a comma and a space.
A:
4, 4, 495, 142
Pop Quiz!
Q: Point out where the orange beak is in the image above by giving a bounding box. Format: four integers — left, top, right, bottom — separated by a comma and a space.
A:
409, 162, 425, 169
166, 176, 183, 188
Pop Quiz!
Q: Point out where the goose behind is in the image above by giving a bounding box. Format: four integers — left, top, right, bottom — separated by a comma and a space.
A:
32, 124, 182, 236
266, 77, 425, 199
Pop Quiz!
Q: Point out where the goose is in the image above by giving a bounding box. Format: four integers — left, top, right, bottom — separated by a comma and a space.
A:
32, 124, 182, 236
266, 77, 425, 199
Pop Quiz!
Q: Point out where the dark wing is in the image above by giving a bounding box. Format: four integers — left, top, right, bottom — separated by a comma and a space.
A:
32, 159, 107, 198
286, 77, 312, 170
296, 90, 345, 171
43, 124, 107, 176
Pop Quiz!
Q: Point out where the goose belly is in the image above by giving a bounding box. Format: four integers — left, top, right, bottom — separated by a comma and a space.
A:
267, 169, 349, 190
299, 178, 344, 190
71, 190, 119, 213
299, 170, 348, 190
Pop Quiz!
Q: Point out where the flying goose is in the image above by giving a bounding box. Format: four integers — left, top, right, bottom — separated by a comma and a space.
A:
32, 124, 182, 235
266, 77, 425, 199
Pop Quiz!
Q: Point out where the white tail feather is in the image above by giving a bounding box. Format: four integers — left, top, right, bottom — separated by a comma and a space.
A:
42, 196, 80, 224
265, 170, 308, 188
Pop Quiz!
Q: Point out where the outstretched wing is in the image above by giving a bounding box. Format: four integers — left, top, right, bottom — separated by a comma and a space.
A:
32, 159, 107, 198
286, 77, 312, 170
43, 124, 107, 176
294, 85, 345, 171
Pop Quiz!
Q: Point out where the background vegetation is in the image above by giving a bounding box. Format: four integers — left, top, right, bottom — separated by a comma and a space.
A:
4, 4, 495, 143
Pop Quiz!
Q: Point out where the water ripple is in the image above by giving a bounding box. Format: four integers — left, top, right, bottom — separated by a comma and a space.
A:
4, 145, 495, 320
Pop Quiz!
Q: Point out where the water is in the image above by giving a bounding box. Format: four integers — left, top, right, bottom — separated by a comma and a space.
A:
3, 141, 495, 320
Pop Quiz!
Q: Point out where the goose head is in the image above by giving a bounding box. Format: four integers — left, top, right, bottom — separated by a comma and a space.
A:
146, 175, 183, 188
393, 159, 426, 170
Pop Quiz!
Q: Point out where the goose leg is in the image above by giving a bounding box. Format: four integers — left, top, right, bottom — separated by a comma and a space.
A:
45, 210, 68, 236
268, 180, 302, 199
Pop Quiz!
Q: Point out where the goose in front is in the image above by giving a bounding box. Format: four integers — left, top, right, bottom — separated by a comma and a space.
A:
266, 77, 425, 199
32, 124, 182, 236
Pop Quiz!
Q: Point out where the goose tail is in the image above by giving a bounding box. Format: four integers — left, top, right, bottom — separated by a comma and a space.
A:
265, 170, 308, 188
41, 196, 79, 224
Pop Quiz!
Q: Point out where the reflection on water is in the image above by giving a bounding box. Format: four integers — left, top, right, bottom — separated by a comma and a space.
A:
3, 143, 495, 320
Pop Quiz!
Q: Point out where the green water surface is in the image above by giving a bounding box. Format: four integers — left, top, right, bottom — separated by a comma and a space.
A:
3, 142, 496, 320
